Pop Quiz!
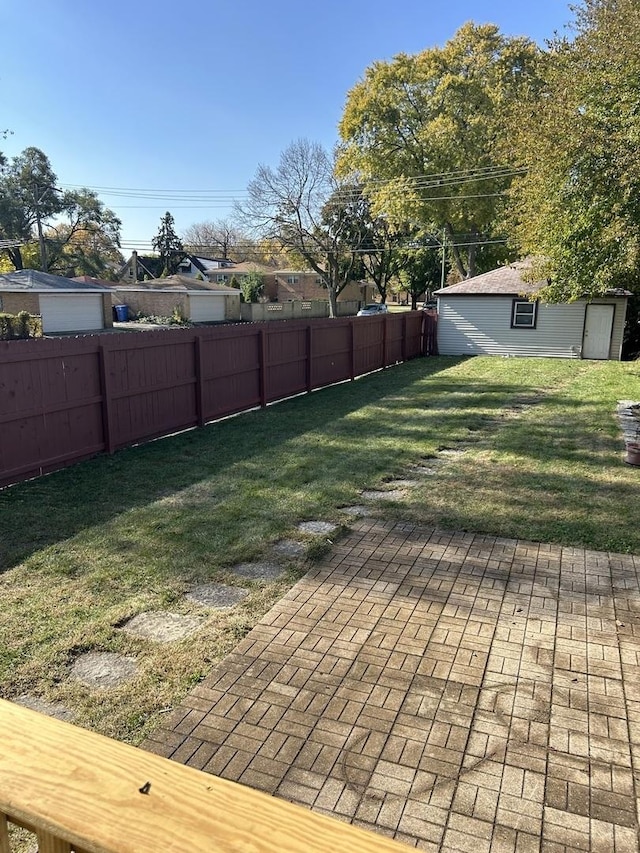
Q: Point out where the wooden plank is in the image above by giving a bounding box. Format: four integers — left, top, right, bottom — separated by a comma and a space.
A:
0, 700, 406, 853
0, 813, 10, 853
37, 831, 71, 853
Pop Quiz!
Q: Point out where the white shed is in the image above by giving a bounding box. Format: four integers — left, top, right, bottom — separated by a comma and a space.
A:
435, 263, 629, 360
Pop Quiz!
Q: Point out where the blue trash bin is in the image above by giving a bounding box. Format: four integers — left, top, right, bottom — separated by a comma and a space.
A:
114, 304, 129, 322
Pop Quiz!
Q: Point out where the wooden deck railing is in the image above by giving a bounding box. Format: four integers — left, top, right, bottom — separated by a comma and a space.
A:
0, 699, 407, 852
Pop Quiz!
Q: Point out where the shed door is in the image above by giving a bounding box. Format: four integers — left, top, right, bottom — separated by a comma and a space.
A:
189, 295, 225, 322
582, 304, 614, 359
39, 294, 104, 333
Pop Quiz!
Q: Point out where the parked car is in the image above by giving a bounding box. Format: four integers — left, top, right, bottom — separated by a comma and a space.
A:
422, 300, 437, 311
357, 303, 388, 316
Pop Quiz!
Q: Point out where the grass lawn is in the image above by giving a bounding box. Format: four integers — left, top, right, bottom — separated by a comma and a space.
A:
1, 355, 639, 746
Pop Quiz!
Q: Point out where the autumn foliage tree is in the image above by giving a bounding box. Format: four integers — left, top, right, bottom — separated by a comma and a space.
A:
337, 23, 542, 279
504, 0, 640, 308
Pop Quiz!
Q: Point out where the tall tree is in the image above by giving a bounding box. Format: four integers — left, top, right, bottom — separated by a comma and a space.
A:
182, 218, 249, 261
0, 147, 63, 270
44, 189, 122, 277
337, 24, 541, 279
152, 211, 184, 275
239, 139, 365, 317
504, 0, 640, 306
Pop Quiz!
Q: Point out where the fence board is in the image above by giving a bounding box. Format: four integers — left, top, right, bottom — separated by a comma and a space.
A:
0, 312, 432, 488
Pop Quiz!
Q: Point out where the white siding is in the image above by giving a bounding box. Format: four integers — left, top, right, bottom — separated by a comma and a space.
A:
188, 294, 226, 322
39, 294, 104, 333
595, 297, 627, 360
437, 296, 586, 358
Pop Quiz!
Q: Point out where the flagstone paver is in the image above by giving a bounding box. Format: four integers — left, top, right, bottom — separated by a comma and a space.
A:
144, 520, 640, 851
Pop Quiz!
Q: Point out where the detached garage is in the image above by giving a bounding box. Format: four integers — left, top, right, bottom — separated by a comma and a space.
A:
435, 262, 630, 360
0, 270, 112, 333
112, 275, 241, 324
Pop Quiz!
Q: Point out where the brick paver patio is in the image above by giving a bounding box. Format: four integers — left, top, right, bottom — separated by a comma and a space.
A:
145, 520, 640, 851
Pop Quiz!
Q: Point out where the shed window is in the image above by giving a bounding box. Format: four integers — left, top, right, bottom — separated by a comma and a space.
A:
511, 299, 537, 329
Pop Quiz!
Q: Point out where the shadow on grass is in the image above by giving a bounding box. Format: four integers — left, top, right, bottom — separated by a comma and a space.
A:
0, 357, 471, 570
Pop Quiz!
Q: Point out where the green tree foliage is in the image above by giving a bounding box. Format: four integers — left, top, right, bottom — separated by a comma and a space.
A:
0, 147, 122, 276
505, 0, 640, 308
152, 211, 184, 275
239, 270, 264, 303
397, 248, 447, 310
0, 147, 62, 269
240, 139, 365, 317
44, 189, 122, 277
337, 23, 541, 279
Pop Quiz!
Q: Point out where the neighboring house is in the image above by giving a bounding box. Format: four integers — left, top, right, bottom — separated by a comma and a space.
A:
112, 275, 241, 323
265, 270, 374, 304
435, 261, 630, 360
0, 269, 113, 333
208, 261, 276, 290
176, 255, 235, 278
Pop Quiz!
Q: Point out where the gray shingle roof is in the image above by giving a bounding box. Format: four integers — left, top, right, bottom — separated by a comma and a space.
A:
435, 262, 544, 296
0, 270, 111, 291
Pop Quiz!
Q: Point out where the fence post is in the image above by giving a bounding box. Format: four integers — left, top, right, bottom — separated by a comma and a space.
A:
194, 333, 205, 428
306, 324, 313, 392
259, 327, 268, 406
97, 343, 115, 455
401, 314, 407, 363
382, 315, 388, 369
350, 319, 356, 380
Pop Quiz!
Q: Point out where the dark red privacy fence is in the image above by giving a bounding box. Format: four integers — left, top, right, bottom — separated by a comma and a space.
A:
0, 312, 432, 488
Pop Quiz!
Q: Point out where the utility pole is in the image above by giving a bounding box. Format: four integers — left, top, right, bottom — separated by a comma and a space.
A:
440, 227, 446, 289
33, 185, 49, 273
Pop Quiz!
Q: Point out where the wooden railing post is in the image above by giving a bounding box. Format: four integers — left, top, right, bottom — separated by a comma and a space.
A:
259, 327, 268, 407
0, 813, 10, 853
37, 831, 71, 853
97, 343, 115, 455
194, 333, 205, 428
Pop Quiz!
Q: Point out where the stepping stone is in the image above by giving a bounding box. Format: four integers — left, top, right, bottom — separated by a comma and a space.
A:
297, 521, 339, 536
272, 539, 307, 559
385, 479, 420, 489
340, 505, 375, 518
186, 583, 249, 609
410, 465, 438, 476
361, 489, 405, 501
439, 448, 466, 456
71, 652, 137, 689
231, 562, 284, 581
121, 612, 204, 643
14, 694, 75, 723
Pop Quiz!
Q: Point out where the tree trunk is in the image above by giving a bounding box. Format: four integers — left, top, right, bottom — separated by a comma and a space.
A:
7, 247, 23, 270
445, 223, 467, 280
327, 286, 338, 319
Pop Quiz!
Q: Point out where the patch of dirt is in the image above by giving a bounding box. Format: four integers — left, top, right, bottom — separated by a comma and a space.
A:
14, 694, 75, 722
121, 612, 205, 643
71, 652, 138, 689
186, 583, 249, 609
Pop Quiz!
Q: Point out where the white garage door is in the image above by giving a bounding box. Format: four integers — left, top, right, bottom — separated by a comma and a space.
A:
40, 294, 104, 333
189, 294, 225, 322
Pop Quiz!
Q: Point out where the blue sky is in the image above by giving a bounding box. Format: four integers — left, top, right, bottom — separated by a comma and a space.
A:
1, 0, 574, 253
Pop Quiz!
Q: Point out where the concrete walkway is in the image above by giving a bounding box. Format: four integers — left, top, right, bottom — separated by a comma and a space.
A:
145, 520, 640, 851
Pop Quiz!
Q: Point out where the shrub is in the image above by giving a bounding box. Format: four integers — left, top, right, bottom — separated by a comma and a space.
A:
0, 311, 42, 340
